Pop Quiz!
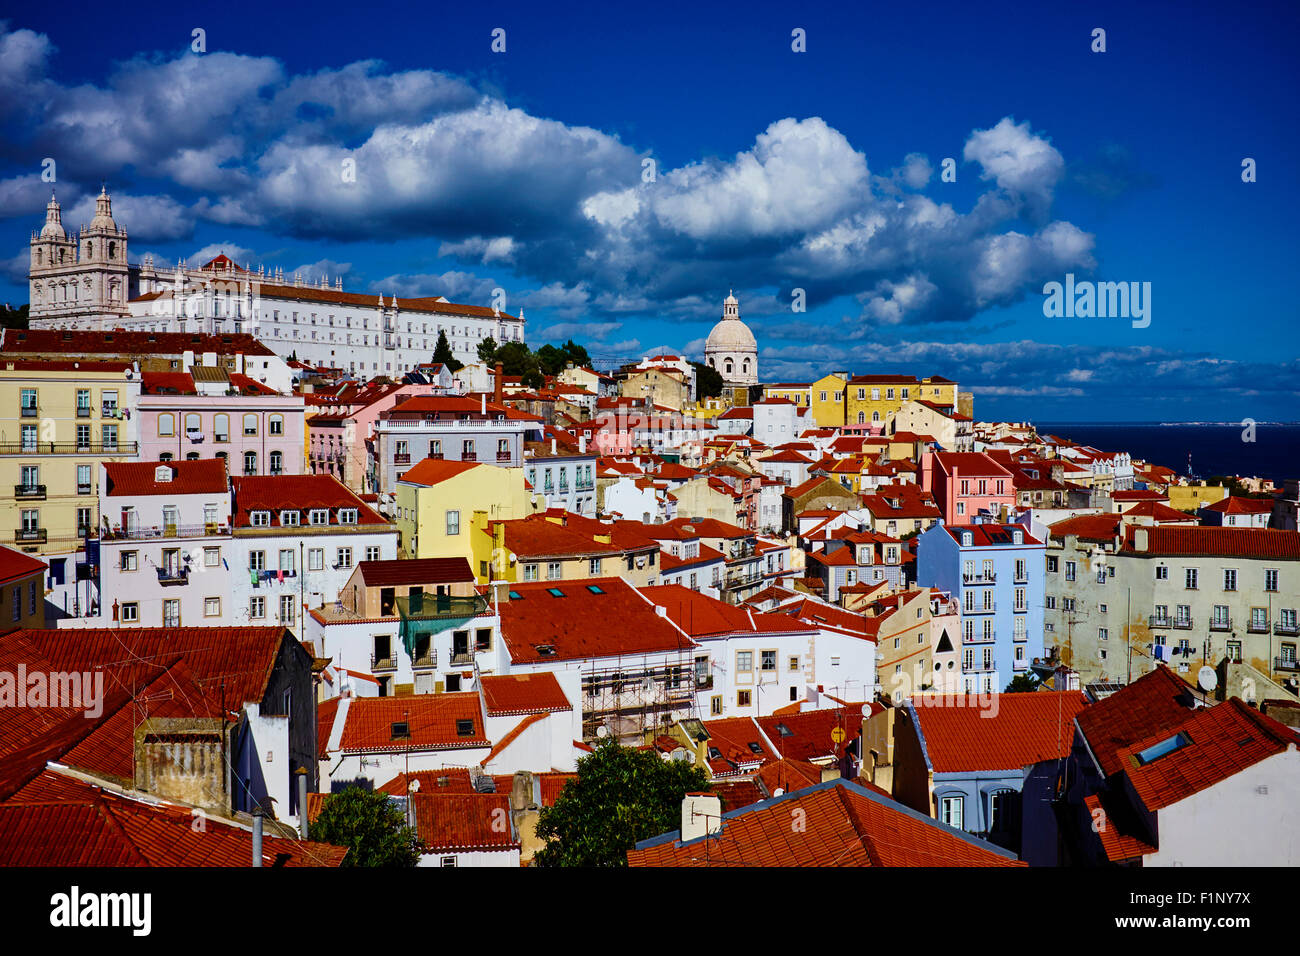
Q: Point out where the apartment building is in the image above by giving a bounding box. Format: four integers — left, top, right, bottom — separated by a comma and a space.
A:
395, 458, 529, 567
915, 523, 1046, 694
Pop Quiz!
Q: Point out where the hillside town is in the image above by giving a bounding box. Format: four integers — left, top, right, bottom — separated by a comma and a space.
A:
0, 192, 1297, 870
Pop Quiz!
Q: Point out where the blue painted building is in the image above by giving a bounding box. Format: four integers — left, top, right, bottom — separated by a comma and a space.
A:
914, 522, 1046, 693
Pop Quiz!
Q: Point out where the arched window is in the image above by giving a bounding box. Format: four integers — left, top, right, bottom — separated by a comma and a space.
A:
34, 249, 42, 266
158, 413, 175, 437
269, 414, 284, 436
214, 414, 229, 442
243, 451, 257, 475
724, 359, 733, 375
742, 358, 751, 374
185, 413, 200, 433
857, 411, 865, 424
215, 451, 228, 462
872, 411, 880, 422
108, 241, 116, 260
85, 242, 93, 259
242, 413, 258, 436
186, 452, 200, 461
58, 249, 65, 264
269, 451, 283, 475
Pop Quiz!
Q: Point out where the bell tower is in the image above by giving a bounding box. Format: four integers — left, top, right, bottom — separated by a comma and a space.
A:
28, 187, 130, 328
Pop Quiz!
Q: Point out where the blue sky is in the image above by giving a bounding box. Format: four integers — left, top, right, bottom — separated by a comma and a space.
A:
1, 0, 1297, 420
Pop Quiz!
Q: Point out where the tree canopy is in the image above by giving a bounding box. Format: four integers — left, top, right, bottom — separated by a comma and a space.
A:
475, 337, 591, 390
311, 787, 423, 867
533, 739, 711, 867
1004, 674, 1041, 693
691, 360, 723, 400
432, 330, 464, 373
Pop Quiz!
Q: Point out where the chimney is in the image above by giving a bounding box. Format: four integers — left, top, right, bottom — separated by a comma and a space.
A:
579, 435, 587, 455
251, 805, 263, 867
681, 792, 722, 842
551, 437, 557, 456
494, 362, 504, 404
297, 767, 310, 839
481, 392, 486, 415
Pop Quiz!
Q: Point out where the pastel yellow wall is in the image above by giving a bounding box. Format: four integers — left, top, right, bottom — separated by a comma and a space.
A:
1167, 483, 1228, 512
1, 366, 138, 556
397, 465, 529, 569
810, 374, 847, 428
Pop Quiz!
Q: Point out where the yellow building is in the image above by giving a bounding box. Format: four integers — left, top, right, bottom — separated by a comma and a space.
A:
844, 375, 959, 431
1167, 482, 1229, 512
621, 368, 690, 411
762, 383, 812, 408
482, 513, 661, 587
809, 373, 848, 428
394, 458, 529, 572
1, 359, 141, 561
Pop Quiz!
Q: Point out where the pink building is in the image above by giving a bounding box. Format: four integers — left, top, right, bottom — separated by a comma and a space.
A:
306, 382, 447, 491
922, 451, 1015, 524
138, 371, 306, 477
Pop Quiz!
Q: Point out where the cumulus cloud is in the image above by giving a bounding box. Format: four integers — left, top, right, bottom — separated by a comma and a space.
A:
963, 117, 1065, 220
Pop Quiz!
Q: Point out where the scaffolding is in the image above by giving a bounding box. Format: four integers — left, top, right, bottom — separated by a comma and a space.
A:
579, 648, 701, 743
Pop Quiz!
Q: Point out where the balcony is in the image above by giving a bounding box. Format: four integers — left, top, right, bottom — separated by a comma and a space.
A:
1273, 657, 1300, 673
964, 603, 997, 614
101, 405, 120, 418
0, 441, 138, 456
1171, 617, 1193, 630
371, 653, 397, 672
396, 593, 489, 622
695, 675, 714, 691
14, 528, 46, 544
20, 405, 38, 418
76, 406, 92, 418
393, 452, 412, 465
463, 452, 478, 462
1149, 614, 1170, 628
412, 647, 437, 669
1208, 618, 1233, 632
1275, 622, 1300, 637
450, 652, 474, 667
77, 482, 92, 495
103, 523, 229, 541
496, 450, 513, 462
427, 451, 444, 460
156, 568, 189, 586
1247, 620, 1272, 634
962, 571, 997, 585
722, 571, 764, 590
575, 480, 595, 492
14, 484, 46, 500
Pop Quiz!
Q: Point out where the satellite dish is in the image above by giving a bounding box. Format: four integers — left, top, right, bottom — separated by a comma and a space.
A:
595, 725, 608, 738
772, 788, 785, 797
861, 704, 873, 718
1197, 666, 1218, 693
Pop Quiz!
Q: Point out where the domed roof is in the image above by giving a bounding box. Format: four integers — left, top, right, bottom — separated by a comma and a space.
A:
88, 186, 117, 231
39, 195, 65, 239
706, 314, 756, 352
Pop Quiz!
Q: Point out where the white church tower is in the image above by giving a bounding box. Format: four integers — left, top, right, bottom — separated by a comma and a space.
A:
29, 187, 131, 329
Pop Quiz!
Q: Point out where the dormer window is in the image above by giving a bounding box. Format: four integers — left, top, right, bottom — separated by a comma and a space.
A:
962, 531, 973, 547
251, 511, 271, 527
154, 465, 173, 483
309, 509, 329, 525
281, 510, 301, 526
338, 508, 358, 524
1012, 530, 1024, 545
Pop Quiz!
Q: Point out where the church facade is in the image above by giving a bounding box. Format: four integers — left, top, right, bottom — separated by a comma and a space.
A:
703, 291, 759, 403
28, 191, 526, 380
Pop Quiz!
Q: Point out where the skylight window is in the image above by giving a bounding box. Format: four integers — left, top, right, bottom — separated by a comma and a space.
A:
1134, 731, 1192, 766
747, 742, 764, 755
455, 719, 475, 737
586, 584, 604, 594
508, 591, 522, 600
390, 721, 410, 740
707, 746, 722, 760
776, 723, 793, 737
547, 588, 565, 597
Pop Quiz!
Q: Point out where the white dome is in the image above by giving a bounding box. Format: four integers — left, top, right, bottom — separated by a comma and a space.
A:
706, 316, 756, 352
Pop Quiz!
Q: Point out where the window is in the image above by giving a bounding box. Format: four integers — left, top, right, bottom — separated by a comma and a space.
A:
158, 413, 175, 437
589, 558, 602, 576
940, 795, 963, 829
366, 546, 381, 562
244, 451, 257, 475
204, 597, 221, 617
338, 509, 358, 524
280, 509, 300, 526
269, 414, 284, 436
737, 690, 751, 707
309, 509, 329, 526
120, 551, 138, 572
1265, 569, 1279, 592
279, 595, 295, 627
711, 696, 723, 716
761, 650, 777, 671
121, 602, 139, 622
1099, 627, 1109, 642
1046, 556, 1058, 573
204, 547, 220, 568
737, 651, 753, 672
336, 547, 353, 569
1223, 569, 1237, 591
445, 510, 460, 535
1065, 561, 1076, 582
523, 563, 539, 582
251, 511, 270, 528
249, 596, 265, 619
308, 549, 324, 571
214, 414, 229, 442
249, 550, 266, 571
163, 599, 180, 628
789, 655, 800, 671
269, 451, 283, 475
1185, 568, 1198, 590
243, 414, 258, 436
547, 561, 562, 579
1156, 565, 1168, 580
279, 549, 295, 573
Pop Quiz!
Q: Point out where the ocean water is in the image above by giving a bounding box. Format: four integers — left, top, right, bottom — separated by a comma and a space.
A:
1033, 422, 1300, 484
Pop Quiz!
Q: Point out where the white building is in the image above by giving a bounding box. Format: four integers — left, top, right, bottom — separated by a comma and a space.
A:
703, 292, 758, 388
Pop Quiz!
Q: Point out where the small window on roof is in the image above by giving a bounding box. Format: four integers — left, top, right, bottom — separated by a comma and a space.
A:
747, 742, 764, 755
390, 721, 410, 740
1134, 731, 1192, 766
508, 590, 522, 600
586, 584, 604, 594
547, 588, 564, 597
707, 746, 722, 760
455, 719, 475, 737
776, 723, 793, 737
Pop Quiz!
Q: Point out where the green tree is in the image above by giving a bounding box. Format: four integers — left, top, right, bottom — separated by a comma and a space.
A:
533, 739, 711, 867
536, 343, 565, 377
476, 337, 499, 365
1004, 674, 1040, 693
559, 339, 591, 370
0, 304, 29, 330
311, 787, 423, 867
432, 329, 464, 373
691, 360, 723, 400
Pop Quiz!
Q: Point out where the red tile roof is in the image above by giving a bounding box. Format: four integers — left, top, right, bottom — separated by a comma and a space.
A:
395, 457, 483, 486
497, 577, 697, 664
478, 672, 572, 716
1123, 526, 1300, 560
0, 770, 345, 866
2, 328, 276, 357
1074, 666, 1201, 778
1200, 496, 1275, 515
627, 780, 1024, 866
0, 547, 46, 587
911, 692, 1088, 772
410, 793, 519, 852
643, 585, 814, 638
933, 452, 1013, 477
1049, 513, 1123, 541
1117, 698, 1300, 811
941, 524, 1043, 547
375, 769, 478, 795
700, 716, 779, 777
231, 474, 388, 528
356, 557, 473, 587
103, 459, 229, 497
757, 704, 878, 763
335, 694, 488, 753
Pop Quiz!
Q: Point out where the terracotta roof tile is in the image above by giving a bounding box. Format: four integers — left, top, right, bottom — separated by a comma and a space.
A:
911, 692, 1088, 773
